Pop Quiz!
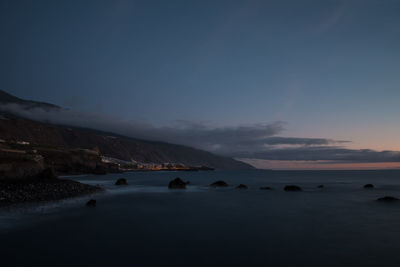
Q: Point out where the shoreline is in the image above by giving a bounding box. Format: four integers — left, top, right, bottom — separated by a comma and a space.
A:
0, 167, 214, 209
58, 167, 216, 177
0, 177, 104, 209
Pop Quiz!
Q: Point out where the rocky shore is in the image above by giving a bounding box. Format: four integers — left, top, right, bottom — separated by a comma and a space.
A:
0, 170, 103, 207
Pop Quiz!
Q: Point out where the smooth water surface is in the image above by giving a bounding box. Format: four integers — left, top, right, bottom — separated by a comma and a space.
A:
2, 170, 400, 266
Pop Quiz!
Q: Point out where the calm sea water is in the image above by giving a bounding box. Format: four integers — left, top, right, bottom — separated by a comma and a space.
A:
2, 169, 400, 266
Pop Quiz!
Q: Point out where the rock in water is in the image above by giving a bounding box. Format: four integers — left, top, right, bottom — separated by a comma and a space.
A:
284, 185, 302, 192
364, 184, 374, 189
260, 186, 273, 190
168, 178, 187, 189
317, 185, 324, 188
115, 178, 128, 185
377, 196, 399, 202
236, 184, 248, 189
86, 199, 96, 207
210, 181, 229, 188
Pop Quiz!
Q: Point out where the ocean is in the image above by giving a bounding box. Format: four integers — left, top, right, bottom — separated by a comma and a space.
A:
2, 169, 400, 266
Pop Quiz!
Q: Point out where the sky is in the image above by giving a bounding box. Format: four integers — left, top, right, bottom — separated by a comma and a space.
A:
1, 0, 400, 169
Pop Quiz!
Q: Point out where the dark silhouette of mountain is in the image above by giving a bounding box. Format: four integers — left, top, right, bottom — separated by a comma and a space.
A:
0, 89, 59, 110
0, 90, 253, 170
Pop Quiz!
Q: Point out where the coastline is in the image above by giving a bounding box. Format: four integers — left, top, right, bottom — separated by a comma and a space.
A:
0, 177, 104, 208
0, 164, 215, 209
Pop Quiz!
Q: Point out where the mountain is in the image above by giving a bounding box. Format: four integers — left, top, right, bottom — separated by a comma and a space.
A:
0, 89, 59, 110
0, 90, 253, 170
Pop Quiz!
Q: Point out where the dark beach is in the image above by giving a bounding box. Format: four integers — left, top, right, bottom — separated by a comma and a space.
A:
0, 178, 103, 208
0, 166, 103, 208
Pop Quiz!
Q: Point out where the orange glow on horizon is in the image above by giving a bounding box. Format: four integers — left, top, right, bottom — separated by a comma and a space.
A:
239, 159, 400, 170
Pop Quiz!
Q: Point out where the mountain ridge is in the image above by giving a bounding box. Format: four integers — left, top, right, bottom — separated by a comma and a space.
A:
0, 89, 60, 110
0, 90, 254, 170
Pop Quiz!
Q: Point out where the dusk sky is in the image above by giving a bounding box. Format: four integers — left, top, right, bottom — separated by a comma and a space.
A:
1, 0, 400, 169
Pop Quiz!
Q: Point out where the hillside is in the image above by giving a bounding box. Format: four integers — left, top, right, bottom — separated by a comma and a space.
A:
0, 90, 253, 170
0, 90, 59, 110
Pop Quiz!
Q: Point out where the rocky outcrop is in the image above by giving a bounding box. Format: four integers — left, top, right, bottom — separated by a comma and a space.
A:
210, 181, 229, 188
364, 184, 374, 189
86, 199, 97, 207
196, 166, 215, 171
37, 147, 120, 175
284, 185, 302, 191
0, 143, 121, 179
115, 178, 128, 186
236, 184, 248, 189
0, 150, 45, 180
168, 178, 187, 189
376, 196, 399, 202
260, 186, 272, 190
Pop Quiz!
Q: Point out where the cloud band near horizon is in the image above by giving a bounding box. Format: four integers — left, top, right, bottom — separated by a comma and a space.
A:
1, 103, 400, 165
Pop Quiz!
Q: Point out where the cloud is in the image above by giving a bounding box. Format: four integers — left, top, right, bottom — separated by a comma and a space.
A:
0, 103, 284, 149
2, 103, 400, 164
233, 146, 400, 163
252, 137, 349, 146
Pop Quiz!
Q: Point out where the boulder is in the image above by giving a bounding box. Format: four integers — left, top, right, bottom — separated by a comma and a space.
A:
317, 185, 324, 188
284, 185, 302, 192
86, 199, 96, 207
236, 184, 248, 189
260, 186, 273, 190
168, 178, 186, 189
115, 178, 128, 185
210, 181, 229, 188
197, 166, 215, 171
364, 184, 374, 189
35, 168, 58, 180
377, 196, 399, 202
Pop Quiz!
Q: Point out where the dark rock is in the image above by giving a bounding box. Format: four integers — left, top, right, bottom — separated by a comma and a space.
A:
0, 150, 45, 180
260, 186, 273, 190
377, 196, 399, 202
183, 166, 215, 171
168, 177, 186, 189
210, 180, 229, 188
236, 184, 248, 189
115, 178, 128, 185
364, 184, 374, 189
86, 199, 96, 207
317, 185, 324, 188
197, 166, 215, 171
35, 168, 58, 180
33, 147, 121, 176
284, 185, 302, 191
